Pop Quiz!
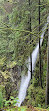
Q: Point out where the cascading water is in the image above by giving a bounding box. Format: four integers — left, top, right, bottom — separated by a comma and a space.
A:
16, 23, 47, 107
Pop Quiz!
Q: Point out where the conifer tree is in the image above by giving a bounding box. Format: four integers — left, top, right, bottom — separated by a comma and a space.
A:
39, 0, 42, 87
28, 0, 32, 79
46, 16, 49, 106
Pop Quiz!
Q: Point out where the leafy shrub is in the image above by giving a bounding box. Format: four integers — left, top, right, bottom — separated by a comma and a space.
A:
0, 85, 5, 98
26, 85, 45, 108
0, 91, 3, 108
4, 96, 18, 107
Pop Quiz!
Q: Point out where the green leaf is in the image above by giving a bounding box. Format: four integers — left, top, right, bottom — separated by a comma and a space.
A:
10, 96, 14, 100
38, 104, 41, 108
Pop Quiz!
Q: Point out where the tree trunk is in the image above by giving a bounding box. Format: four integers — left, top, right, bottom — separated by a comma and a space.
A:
46, 16, 49, 106
39, 0, 42, 87
29, 0, 32, 79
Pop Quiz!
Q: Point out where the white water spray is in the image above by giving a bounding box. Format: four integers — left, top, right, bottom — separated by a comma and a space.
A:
16, 23, 47, 107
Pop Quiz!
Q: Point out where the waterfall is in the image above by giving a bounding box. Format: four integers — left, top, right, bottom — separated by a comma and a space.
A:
16, 23, 47, 107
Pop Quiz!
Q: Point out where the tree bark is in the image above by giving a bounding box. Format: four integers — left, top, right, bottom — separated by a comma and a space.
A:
39, 0, 42, 87
29, 0, 32, 79
46, 16, 49, 106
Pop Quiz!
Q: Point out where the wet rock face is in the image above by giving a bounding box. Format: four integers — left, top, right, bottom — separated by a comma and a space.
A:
12, 65, 21, 81
12, 66, 21, 90
9, 65, 21, 91
5, 82, 12, 100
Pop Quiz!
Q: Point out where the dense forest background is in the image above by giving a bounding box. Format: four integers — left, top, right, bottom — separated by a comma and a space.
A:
0, 0, 49, 110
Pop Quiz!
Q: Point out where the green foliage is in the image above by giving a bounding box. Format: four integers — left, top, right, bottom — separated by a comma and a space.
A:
0, 0, 48, 66
26, 86, 45, 108
38, 104, 41, 108
0, 85, 5, 98
0, 91, 3, 108
47, 107, 49, 110
4, 96, 18, 107
17, 106, 27, 111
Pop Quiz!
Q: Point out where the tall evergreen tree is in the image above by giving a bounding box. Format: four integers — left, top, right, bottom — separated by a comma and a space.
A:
46, 16, 49, 106
39, 0, 42, 87
28, 0, 32, 79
